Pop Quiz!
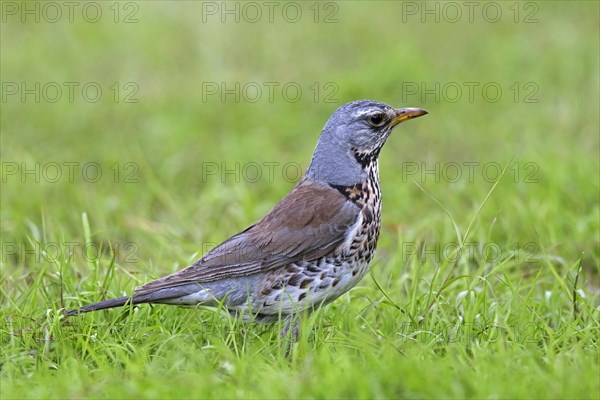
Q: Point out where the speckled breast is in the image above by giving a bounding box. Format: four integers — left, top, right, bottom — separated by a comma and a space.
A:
250, 161, 383, 318
335, 161, 382, 272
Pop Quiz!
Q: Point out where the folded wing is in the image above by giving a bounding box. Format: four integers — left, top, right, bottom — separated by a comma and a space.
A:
136, 179, 359, 294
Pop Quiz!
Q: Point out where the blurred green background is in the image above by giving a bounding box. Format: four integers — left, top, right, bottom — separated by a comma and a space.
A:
2, 1, 598, 265
1, 1, 599, 398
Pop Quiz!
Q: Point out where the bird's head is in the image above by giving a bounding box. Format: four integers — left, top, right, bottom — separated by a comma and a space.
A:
306, 100, 428, 185
324, 100, 428, 155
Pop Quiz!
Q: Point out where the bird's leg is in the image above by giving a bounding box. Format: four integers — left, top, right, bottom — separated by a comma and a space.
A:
280, 314, 301, 341
280, 314, 300, 357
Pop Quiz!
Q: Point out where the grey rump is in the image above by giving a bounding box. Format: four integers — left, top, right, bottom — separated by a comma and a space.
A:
65, 100, 428, 330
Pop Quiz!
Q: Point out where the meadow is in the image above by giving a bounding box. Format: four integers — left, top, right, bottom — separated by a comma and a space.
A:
1, 1, 598, 398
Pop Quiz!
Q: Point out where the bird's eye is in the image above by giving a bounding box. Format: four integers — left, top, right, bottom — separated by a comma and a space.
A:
367, 112, 386, 127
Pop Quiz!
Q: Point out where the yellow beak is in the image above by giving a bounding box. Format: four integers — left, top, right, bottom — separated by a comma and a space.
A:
391, 108, 428, 125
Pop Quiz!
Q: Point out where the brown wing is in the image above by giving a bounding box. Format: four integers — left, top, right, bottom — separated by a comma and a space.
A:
136, 179, 359, 294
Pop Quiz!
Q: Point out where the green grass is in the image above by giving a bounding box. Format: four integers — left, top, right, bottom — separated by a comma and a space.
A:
1, 1, 599, 399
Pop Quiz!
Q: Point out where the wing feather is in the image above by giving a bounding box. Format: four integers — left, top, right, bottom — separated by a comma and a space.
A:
136, 179, 358, 294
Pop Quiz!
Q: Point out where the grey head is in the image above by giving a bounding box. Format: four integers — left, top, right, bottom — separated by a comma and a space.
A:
305, 100, 428, 186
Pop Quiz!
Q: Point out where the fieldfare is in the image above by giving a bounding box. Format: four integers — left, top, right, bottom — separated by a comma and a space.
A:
65, 100, 428, 340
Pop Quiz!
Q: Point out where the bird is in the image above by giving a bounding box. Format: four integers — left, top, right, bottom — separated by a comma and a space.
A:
65, 100, 428, 342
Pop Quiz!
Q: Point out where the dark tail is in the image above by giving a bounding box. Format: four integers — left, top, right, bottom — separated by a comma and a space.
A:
64, 285, 201, 317
64, 295, 142, 316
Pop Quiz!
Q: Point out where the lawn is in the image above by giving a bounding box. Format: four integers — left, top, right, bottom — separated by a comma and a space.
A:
1, 1, 599, 399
